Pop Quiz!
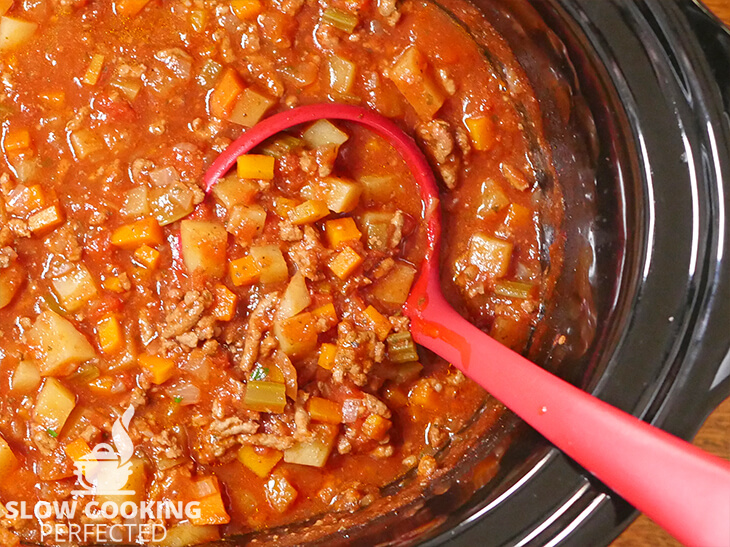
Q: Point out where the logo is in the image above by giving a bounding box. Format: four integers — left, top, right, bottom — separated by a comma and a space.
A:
72, 405, 136, 496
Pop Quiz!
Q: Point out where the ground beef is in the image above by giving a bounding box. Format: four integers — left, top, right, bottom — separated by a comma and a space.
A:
161, 289, 216, 349
43, 221, 82, 262
239, 292, 280, 372
287, 226, 328, 281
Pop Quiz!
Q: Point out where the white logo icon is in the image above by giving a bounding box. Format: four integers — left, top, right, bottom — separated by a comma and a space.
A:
72, 406, 135, 496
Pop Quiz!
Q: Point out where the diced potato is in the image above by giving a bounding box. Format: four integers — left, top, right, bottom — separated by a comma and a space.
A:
228, 88, 275, 127
277, 271, 311, 320
250, 245, 288, 284
28, 204, 64, 235
302, 120, 349, 149
120, 186, 150, 219
468, 233, 513, 279
149, 183, 195, 226
96, 457, 147, 507
328, 55, 356, 95
325, 177, 362, 213
273, 312, 318, 358
284, 426, 337, 468
11, 360, 41, 393
288, 199, 329, 225
34, 378, 76, 432
238, 445, 283, 478
111, 218, 164, 249
69, 129, 104, 160
359, 175, 404, 203
264, 473, 298, 512
180, 220, 228, 279
27, 311, 97, 377
359, 210, 395, 252
0, 263, 24, 309
244, 381, 287, 413
51, 264, 98, 312
477, 179, 510, 219
212, 175, 258, 209
371, 261, 417, 306
0, 16, 38, 50
153, 523, 220, 547
226, 204, 266, 243
0, 435, 19, 480
389, 47, 446, 120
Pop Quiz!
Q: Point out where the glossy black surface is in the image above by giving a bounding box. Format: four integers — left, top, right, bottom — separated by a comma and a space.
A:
431, 1, 730, 546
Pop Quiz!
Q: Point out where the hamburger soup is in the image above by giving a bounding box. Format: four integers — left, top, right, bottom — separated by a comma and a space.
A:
0, 0, 563, 544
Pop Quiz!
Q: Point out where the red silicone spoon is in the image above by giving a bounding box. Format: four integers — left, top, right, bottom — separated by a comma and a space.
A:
203, 103, 730, 547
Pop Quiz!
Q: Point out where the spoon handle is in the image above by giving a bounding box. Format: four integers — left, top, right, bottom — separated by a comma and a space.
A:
409, 290, 730, 547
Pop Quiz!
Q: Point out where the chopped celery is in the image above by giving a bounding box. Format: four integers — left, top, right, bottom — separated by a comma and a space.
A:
494, 280, 535, 300
196, 59, 223, 88
321, 7, 358, 33
258, 134, 304, 158
244, 381, 286, 413
387, 331, 419, 364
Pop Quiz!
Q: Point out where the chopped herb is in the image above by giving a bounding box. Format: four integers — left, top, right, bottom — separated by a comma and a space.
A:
47, 429, 58, 438
251, 366, 269, 381
174, 396, 183, 404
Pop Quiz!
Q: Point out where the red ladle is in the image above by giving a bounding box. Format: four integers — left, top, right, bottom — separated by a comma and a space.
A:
203, 104, 730, 547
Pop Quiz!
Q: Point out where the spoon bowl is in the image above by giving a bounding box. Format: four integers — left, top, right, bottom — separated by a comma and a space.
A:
201, 103, 730, 547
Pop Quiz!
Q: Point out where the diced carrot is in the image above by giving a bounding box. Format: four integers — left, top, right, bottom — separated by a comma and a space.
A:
28, 205, 64, 235
83, 54, 106, 86
382, 383, 408, 408
102, 275, 127, 294
328, 246, 362, 280
5, 129, 31, 152
288, 200, 329, 226
191, 492, 230, 525
64, 438, 93, 463
273, 197, 298, 217
210, 68, 245, 119
88, 376, 115, 395
362, 305, 391, 341
237, 445, 283, 478
212, 284, 238, 321
502, 203, 532, 231
408, 378, 440, 410
40, 91, 66, 108
237, 154, 275, 180
110, 218, 164, 250
324, 217, 361, 248
308, 397, 342, 424
189, 9, 207, 31
312, 302, 338, 331
465, 117, 495, 151
229, 255, 261, 286
115, 0, 152, 17
138, 353, 175, 385
133, 244, 161, 269
230, 0, 263, 20
361, 414, 392, 441
264, 472, 298, 512
317, 343, 337, 370
97, 315, 123, 355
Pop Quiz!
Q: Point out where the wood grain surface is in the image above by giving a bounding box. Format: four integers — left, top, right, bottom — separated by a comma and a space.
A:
609, 6, 730, 547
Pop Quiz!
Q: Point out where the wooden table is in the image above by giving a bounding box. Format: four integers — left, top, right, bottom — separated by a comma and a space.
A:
610, 6, 730, 547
